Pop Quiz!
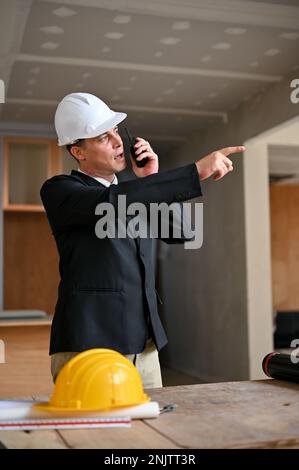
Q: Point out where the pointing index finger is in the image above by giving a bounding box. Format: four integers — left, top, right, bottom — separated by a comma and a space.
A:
220, 146, 245, 156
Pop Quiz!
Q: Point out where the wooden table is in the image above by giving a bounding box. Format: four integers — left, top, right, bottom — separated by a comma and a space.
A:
0, 379, 299, 449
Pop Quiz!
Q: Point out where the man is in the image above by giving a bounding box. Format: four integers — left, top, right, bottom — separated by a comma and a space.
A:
41, 92, 244, 388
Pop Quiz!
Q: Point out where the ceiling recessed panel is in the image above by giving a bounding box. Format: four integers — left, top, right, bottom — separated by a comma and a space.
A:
20, 1, 299, 76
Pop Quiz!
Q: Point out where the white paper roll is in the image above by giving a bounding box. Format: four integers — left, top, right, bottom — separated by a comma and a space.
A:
0, 400, 33, 421
0, 399, 160, 421
90, 401, 160, 419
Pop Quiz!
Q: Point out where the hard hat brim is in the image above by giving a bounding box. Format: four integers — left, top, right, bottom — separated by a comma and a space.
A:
58, 111, 127, 146
33, 395, 149, 413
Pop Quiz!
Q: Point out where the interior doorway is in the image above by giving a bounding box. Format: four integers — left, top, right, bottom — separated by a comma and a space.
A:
244, 115, 299, 378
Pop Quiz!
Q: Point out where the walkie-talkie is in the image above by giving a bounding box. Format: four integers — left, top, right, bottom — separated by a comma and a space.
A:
124, 127, 149, 168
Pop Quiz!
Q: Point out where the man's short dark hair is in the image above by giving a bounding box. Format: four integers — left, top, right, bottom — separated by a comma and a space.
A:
66, 139, 85, 163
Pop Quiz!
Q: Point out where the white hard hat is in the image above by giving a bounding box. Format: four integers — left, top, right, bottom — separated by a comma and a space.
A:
54, 92, 127, 146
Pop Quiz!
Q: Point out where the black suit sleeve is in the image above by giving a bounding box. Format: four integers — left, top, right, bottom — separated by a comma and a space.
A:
40, 163, 202, 230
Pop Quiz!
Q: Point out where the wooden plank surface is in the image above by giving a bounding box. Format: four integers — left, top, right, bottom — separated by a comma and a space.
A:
1, 380, 299, 449
0, 430, 67, 449
58, 421, 178, 449
146, 380, 299, 449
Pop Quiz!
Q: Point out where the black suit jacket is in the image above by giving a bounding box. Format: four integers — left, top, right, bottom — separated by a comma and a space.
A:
40, 163, 202, 355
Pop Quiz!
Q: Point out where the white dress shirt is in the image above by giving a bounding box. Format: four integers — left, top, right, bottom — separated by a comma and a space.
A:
77, 168, 118, 187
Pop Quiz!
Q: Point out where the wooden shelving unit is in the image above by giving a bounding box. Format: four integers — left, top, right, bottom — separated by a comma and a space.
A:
2, 137, 63, 211
2, 137, 77, 316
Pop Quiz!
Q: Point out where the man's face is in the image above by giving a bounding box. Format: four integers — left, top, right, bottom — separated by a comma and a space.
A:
73, 125, 126, 178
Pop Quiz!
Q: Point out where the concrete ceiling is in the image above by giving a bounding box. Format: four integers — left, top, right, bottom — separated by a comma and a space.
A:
0, 0, 299, 157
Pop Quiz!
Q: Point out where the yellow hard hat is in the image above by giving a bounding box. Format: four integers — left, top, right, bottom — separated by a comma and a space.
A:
35, 349, 150, 412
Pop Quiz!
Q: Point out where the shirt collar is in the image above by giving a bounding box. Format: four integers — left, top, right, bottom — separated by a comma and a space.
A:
77, 168, 118, 187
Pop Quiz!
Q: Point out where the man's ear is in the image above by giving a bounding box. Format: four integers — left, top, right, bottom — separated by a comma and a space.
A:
71, 145, 85, 161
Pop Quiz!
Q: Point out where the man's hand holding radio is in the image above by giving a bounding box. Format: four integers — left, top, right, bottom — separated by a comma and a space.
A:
130, 137, 159, 177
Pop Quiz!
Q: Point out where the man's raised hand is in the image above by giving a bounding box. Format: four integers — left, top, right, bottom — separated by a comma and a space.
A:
195, 146, 245, 181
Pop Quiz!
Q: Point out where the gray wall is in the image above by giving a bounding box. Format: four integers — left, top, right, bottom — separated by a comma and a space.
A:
159, 70, 299, 382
